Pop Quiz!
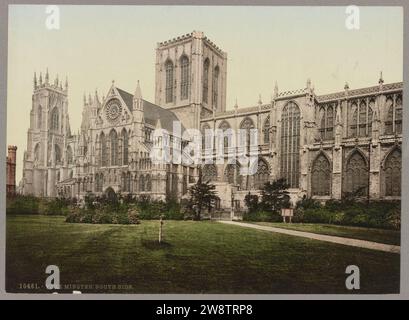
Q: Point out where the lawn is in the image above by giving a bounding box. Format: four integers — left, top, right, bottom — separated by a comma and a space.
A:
6, 215, 400, 294
251, 222, 401, 246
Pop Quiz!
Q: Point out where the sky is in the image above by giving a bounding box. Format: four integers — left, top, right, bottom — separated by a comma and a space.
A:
7, 5, 403, 183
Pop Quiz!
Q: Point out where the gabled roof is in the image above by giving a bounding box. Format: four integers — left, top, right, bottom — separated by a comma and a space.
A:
115, 87, 185, 133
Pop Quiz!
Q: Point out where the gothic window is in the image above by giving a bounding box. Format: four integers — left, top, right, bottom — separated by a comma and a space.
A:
311, 153, 331, 196
180, 55, 190, 100
254, 158, 270, 190
385, 97, 394, 135
146, 175, 152, 191
384, 148, 401, 197
280, 101, 300, 188
263, 116, 270, 144
37, 106, 42, 129
51, 108, 59, 131
344, 151, 369, 196
110, 129, 118, 166
100, 132, 107, 167
349, 101, 373, 137
202, 164, 217, 182
349, 103, 358, 137
139, 175, 145, 192
201, 124, 211, 150
55, 145, 61, 164
165, 59, 174, 103
219, 121, 232, 150
240, 117, 255, 149
224, 164, 242, 186
122, 129, 129, 165
213, 66, 220, 110
66, 146, 73, 165
319, 105, 334, 140
203, 58, 210, 104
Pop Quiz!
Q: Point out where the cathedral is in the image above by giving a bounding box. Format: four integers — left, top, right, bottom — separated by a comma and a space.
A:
20, 31, 402, 211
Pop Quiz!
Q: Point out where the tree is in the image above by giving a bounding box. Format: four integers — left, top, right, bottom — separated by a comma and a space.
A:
260, 178, 291, 214
244, 192, 259, 213
187, 171, 219, 220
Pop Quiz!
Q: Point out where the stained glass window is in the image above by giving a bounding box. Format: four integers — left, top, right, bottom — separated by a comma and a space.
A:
311, 153, 331, 196
280, 102, 300, 188
165, 60, 174, 103
180, 56, 190, 100
384, 149, 401, 196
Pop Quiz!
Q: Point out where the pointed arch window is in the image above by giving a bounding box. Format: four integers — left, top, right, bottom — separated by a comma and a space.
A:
139, 175, 145, 192
122, 129, 129, 165
201, 124, 211, 151
344, 151, 369, 196
280, 102, 300, 188
180, 55, 190, 100
386, 95, 403, 135
349, 100, 373, 137
213, 66, 220, 110
311, 153, 331, 196
240, 117, 255, 150
254, 158, 270, 189
384, 148, 401, 197
219, 121, 232, 150
165, 60, 174, 103
146, 175, 152, 192
203, 58, 210, 104
100, 132, 108, 167
319, 105, 334, 140
109, 130, 118, 166
51, 108, 59, 131
37, 106, 42, 129
385, 97, 394, 135
224, 163, 242, 186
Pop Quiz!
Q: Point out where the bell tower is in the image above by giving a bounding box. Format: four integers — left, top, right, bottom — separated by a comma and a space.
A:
155, 31, 227, 130
22, 69, 70, 197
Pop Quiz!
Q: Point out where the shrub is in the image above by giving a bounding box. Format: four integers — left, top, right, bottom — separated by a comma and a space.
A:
7, 195, 40, 215
243, 210, 281, 222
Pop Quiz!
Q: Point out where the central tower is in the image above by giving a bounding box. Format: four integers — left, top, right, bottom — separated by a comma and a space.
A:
155, 31, 227, 130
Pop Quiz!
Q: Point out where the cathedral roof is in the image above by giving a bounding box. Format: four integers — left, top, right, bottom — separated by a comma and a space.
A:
116, 87, 184, 133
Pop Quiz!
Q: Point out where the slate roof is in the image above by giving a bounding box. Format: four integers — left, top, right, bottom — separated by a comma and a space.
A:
116, 87, 184, 133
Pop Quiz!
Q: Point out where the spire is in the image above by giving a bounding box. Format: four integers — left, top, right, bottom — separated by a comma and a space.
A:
344, 82, 349, 91
379, 71, 384, 85
258, 94, 262, 105
45, 68, 49, 84
134, 80, 142, 100
34, 72, 37, 90
88, 93, 92, 105
274, 81, 279, 98
55, 74, 59, 87
65, 76, 68, 90
306, 78, 312, 89
234, 98, 238, 109
83, 93, 87, 105
94, 89, 100, 104
39, 72, 43, 85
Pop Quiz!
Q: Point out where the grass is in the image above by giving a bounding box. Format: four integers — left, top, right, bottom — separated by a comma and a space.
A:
250, 222, 401, 246
6, 215, 400, 294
